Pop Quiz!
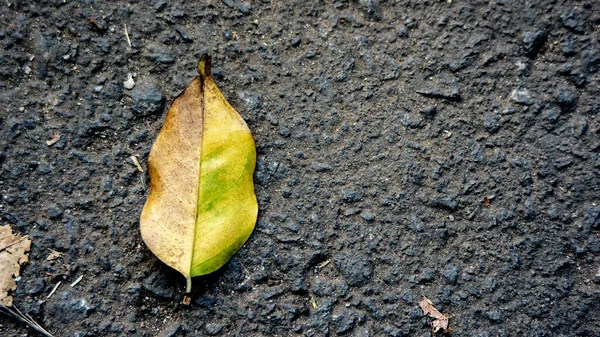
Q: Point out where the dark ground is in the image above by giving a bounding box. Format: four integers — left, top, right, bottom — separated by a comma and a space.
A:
1, 0, 599, 336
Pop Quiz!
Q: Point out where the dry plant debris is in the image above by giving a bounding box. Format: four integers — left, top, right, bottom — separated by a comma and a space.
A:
46, 133, 61, 146
45, 249, 63, 261
0, 225, 31, 306
419, 296, 450, 333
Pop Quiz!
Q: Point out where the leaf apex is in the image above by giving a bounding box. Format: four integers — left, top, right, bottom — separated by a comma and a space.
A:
197, 54, 212, 80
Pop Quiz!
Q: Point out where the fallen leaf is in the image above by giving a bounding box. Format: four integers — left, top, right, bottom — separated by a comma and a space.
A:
0, 225, 31, 306
140, 55, 258, 293
419, 296, 450, 333
46, 133, 61, 146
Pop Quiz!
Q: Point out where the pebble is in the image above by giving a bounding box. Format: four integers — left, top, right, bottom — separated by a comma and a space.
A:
419, 105, 436, 119
142, 273, 174, 298
153, 0, 167, 11
561, 10, 585, 33
430, 195, 458, 210
123, 73, 135, 90
144, 43, 175, 64
342, 189, 363, 202
522, 30, 547, 57
47, 206, 63, 219
415, 73, 461, 100
238, 91, 262, 112
585, 206, 600, 232
334, 250, 374, 286
510, 88, 534, 105
360, 211, 375, 222
555, 87, 578, 106
332, 308, 357, 334
484, 113, 501, 133
487, 310, 503, 322
205, 323, 223, 336
157, 323, 181, 337
130, 81, 164, 116
442, 265, 460, 284
583, 50, 599, 73
52, 291, 96, 323
553, 156, 573, 169
311, 162, 332, 172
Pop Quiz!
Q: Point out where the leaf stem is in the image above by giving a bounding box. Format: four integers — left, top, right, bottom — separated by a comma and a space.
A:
186, 276, 192, 293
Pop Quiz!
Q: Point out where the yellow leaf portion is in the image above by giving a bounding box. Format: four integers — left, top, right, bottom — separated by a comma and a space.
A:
140, 55, 257, 291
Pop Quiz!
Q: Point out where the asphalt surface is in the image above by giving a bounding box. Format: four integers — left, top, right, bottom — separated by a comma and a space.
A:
1, 1, 599, 336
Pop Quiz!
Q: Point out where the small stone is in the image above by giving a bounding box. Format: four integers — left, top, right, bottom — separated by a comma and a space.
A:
415, 73, 461, 100
522, 30, 547, 57
145, 43, 175, 64
131, 81, 164, 116
171, 7, 185, 18
52, 291, 96, 324
279, 127, 291, 137
516, 60, 531, 76
123, 73, 135, 90
524, 197, 536, 220
583, 50, 600, 74
47, 206, 63, 220
357, 0, 382, 21
360, 211, 375, 222
311, 162, 332, 172
431, 195, 458, 210
342, 189, 363, 202
561, 10, 585, 33
205, 323, 223, 336
332, 308, 357, 335
262, 285, 286, 300
510, 88, 534, 105
153, 0, 167, 11
484, 113, 501, 133
396, 24, 408, 37
588, 235, 600, 254
487, 310, 502, 322
556, 87, 578, 106
585, 206, 600, 232
238, 91, 262, 112
334, 250, 373, 286
553, 156, 573, 169
448, 51, 478, 71
157, 323, 181, 337
442, 265, 459, 284
143, 273, 174, 298
419, 105, 436, 119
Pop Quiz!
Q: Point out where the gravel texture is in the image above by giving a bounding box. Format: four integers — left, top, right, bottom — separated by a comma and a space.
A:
1, 1, 599, 336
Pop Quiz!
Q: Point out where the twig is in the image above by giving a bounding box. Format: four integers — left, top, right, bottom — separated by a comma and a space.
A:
317, 259, 331, 269
130, 156, 144, 172
70, 275, 84, 287
124, 24, 132, 48
0, 304, 55, 337
46, 281, 61, 299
